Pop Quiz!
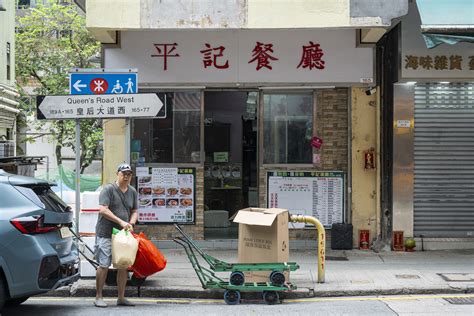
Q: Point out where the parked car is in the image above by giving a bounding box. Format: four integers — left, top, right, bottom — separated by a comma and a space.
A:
0, 169, 79, 310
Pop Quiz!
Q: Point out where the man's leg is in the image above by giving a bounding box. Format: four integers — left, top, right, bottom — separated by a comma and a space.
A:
117, 269, 128, 301
94, 237, 112, 307
96, 267, 108, 299
116, 269, 134, 306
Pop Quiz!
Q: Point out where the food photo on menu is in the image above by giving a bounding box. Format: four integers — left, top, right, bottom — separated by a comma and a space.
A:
180, 198, 193, 207
139, 198, 152, 208
166, 199, 179, 207
152, 186, 166, 195
179, 187, 192, 195
153, 198, 166, 207
139, 187, 152, 196
138, 176, 152, 185
167, 188, 178, 196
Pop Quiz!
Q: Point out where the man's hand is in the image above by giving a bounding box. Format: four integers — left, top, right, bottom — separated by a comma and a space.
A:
120, 221, 133, 231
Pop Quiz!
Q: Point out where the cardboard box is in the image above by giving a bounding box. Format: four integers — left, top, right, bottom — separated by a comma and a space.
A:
232, 208, 289, 282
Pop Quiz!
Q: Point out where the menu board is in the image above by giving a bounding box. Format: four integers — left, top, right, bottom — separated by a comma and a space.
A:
136, 167, 195, 224
267, 171, 345, 228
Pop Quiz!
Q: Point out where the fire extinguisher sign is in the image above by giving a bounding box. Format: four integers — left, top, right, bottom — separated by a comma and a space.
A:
359, 229, 370, 250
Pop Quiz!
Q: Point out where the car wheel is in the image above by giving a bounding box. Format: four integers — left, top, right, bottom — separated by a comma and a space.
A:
5, 296, 29, 307
0, 275, 6, 310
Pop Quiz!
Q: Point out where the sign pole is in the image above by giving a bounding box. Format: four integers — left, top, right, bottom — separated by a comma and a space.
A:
75, 119, 81, 233
125, 118, 130, 164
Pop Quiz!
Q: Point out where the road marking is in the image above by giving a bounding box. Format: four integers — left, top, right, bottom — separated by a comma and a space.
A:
285, 293, 474, 303
28, 297, 221, 304
29, 293, 474, 305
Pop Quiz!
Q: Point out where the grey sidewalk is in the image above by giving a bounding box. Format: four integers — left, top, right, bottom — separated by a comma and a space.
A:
52, 247, 474, 299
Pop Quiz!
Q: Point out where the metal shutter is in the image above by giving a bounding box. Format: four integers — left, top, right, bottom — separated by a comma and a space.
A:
414, 83, 474, 237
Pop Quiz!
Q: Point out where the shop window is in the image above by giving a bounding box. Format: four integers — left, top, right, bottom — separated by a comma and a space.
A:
131, 91, 201, 164
263, 93, 313, 164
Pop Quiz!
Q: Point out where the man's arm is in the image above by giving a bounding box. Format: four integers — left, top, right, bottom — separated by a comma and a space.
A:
129, 208, 138, 227
99, 204, 132, 230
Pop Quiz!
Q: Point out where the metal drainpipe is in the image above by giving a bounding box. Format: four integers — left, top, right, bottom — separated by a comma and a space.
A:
290, 214, 325, 283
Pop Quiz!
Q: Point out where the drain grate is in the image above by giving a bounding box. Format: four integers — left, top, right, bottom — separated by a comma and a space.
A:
444, 297, 474, 305
326, 256, 349, 261
395, 274, 420, 279
438, 273, 474, 282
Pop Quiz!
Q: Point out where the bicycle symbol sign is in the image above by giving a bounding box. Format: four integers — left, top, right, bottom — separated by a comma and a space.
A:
69, 72, 138, 95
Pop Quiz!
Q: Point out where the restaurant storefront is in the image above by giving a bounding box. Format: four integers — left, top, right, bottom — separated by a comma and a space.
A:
102, 28, 375, 241
392, 2, 474, 245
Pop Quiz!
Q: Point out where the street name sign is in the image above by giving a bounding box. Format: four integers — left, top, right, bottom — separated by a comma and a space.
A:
36, 94, 163, 120
69, 72, 138, 95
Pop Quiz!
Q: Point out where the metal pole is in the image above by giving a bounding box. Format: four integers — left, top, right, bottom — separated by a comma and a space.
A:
46, 155, 49, 182
75, 120, 81, 233
290, 214, 326, 283
125, 118, 130, 164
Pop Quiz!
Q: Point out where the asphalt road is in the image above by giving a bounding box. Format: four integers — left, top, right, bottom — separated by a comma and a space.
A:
1, 293, 474, 315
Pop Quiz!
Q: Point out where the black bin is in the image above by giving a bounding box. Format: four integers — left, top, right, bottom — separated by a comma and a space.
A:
331, 223, 353, 250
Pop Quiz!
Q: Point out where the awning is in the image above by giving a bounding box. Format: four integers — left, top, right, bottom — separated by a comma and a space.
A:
417, 0, 474, 48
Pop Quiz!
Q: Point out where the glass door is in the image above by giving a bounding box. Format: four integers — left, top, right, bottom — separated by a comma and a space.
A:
203, 90, 258, 239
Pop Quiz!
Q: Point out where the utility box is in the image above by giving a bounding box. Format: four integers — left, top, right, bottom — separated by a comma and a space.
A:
331, 223, 353, 250
232, 207, 289, 282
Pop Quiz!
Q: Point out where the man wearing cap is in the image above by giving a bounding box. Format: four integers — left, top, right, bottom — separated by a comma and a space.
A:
94, 163, 138, 308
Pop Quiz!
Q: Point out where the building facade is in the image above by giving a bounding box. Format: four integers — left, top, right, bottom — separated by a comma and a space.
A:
83, 0, 409, 245
0, 0, 20, 159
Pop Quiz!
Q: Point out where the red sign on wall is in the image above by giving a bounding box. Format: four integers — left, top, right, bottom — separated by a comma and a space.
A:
392, 231, 404, 251
311, 136, 323, 149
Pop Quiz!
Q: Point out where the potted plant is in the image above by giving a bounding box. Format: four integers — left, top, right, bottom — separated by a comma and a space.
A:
404, 237, 416, 252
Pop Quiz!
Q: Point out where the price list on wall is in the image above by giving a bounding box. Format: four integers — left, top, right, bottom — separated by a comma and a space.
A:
267, 171, 345, 228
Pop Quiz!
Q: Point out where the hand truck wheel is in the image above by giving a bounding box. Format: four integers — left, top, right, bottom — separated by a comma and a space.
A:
269, 271, 285, 286
229, 271, 245, 286
263, 291, 279, 305
223, 289, 241, 305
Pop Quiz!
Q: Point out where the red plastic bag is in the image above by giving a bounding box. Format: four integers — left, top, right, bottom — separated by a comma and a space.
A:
131, 232, 167, 278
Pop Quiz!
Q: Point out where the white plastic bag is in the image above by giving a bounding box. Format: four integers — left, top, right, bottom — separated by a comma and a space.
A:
112, 228, 138, 269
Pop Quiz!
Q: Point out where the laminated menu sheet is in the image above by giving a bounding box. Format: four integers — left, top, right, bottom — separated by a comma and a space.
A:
136, 167, 195, 224
267, 171, 345, 228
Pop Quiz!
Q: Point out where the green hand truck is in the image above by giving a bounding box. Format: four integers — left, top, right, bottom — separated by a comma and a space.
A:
173, 224, 299, 305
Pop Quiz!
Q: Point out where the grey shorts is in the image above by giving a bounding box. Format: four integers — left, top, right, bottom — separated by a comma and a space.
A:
94, 236, 112, 268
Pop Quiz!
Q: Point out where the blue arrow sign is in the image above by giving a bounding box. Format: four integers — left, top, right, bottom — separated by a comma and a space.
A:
69, 72, 138, 95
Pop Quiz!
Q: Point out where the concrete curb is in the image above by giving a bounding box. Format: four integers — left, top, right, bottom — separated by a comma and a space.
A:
47, 284, 474, 300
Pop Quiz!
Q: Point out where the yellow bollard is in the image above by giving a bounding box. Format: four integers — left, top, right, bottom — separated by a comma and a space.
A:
290, 215, 325, 283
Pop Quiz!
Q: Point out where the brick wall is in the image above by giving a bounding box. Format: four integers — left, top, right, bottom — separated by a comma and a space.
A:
259, 88, 349, 240
315, 88, 349, 172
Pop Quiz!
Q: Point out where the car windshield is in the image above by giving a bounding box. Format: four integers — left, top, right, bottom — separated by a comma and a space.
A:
14, 185, 71, 213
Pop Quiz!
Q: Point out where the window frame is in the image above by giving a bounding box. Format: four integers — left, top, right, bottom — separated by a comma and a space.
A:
130, 90, 203, 166
259, 90, 316, 167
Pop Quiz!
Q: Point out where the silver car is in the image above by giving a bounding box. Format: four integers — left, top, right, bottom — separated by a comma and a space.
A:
0, 170, 79, 310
